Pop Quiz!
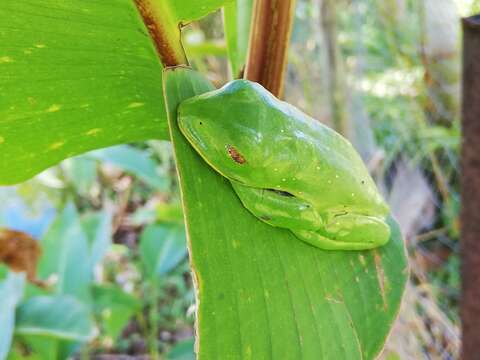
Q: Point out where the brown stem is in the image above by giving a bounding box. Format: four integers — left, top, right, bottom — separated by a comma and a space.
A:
461, 14, 480, 360
244, 0, 297, 98
133, 0, 188, 67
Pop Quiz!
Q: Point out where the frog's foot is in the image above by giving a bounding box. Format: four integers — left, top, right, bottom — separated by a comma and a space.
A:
292, 213, 390, 251
231, 182, 322, 231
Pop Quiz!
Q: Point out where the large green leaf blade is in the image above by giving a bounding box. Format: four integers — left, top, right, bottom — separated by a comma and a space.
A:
0, 0, 166, 185
163, 67, 408, 359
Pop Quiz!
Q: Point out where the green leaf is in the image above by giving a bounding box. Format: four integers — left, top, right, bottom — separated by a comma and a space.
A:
38, 204, 91, 302
223, 0, 254, 77
163, 67, 408, 359
88, 145, 167, 190
15, 295, 95, 342
80, 211, 113, 268
92, 285, 141, 341
167, 337, 195, 360
140, 224, 187, 278
61, 157, 97, 196
166, 0, 235, 22
0, 273, 25, 360
0, 0, 166, 185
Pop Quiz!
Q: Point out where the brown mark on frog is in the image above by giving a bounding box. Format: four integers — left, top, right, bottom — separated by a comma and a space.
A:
226, 145, 246, 164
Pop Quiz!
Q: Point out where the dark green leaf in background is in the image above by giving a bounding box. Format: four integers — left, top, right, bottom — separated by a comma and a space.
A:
15, 295, 95, 342
92, 285, 141, 341
140, 224, 187, 278
223, 0, 254, 77
88, 145, 167, 191
80, 212, 113, 269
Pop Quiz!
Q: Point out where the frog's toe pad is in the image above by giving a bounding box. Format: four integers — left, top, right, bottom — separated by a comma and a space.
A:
291, 229, 389, 251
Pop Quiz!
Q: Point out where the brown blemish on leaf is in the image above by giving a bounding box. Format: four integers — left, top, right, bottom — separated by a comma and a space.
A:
227, 145, 246, 164
373, 250, 388, 311
0, 229, 47, 288
133, 0, 187, 67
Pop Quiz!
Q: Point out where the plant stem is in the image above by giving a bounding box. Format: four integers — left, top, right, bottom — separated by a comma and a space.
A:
148, 279, 161, 359
461, 14, 480, 360
245, 0, 297, 98
133, 0, 188, 66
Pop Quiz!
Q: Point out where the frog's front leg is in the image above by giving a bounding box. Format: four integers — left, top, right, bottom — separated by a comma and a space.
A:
292, 213, 390, 250
231, 182, 323, 231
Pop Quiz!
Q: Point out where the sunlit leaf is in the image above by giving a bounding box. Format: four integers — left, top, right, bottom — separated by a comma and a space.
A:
0, 1, 166, 185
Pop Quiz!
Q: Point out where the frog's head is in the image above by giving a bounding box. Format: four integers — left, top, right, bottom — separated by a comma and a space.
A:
178, 80, 281, 187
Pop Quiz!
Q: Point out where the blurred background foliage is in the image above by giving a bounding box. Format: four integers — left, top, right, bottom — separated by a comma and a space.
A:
1, 0, 477, 358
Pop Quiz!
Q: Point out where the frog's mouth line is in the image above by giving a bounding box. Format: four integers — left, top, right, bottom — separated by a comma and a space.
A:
266, 188, 295, 197
178, 117, 248, 185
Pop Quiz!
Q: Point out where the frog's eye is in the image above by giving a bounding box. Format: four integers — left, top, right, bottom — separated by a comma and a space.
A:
226, 144, 246, 164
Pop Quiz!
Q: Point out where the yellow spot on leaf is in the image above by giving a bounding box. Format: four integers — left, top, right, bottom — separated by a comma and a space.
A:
35, 44, 46, 49
127, 102, 145, 109
47, 104, 61, 113
50, 141, 65, 150
358, 254, 366, 266
0, 136, 4, 144
85, 128, 102, 136
0, 56, 13, 63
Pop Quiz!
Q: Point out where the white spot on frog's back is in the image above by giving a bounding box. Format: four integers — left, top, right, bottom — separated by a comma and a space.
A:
0, 56, 13, 64
127, 102, 145, 109
49, 141, 65, 150
47, 104, 61, 113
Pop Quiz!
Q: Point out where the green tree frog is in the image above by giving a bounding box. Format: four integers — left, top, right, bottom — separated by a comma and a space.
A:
177, 80, 390, 251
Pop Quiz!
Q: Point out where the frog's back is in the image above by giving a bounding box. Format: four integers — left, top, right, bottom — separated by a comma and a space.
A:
217, 80, 388, 215
259, 88, 388, 215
